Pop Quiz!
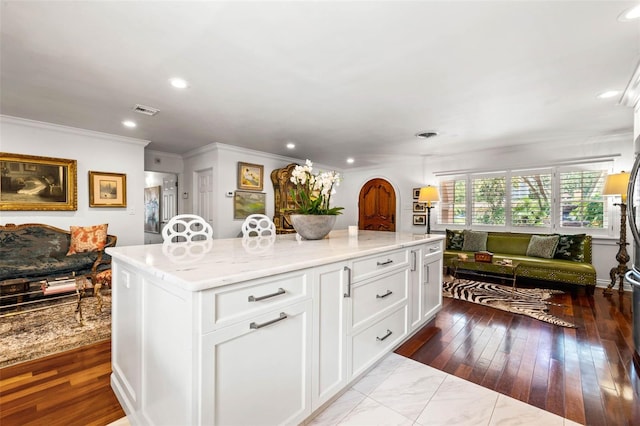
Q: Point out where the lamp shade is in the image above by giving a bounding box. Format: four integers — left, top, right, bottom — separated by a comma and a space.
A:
603, 172, 630, 202
418, 186, 440, 205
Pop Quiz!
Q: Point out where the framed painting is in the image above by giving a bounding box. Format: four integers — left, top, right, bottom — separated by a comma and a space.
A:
234, 190, 266, 219
0, 152, 77, 211
89, 171, 127, 207
412, 201, 426, 213
238, 162, 264, 191
144, 186, 161, 233
413, 215, 426, 225
413, 188, 421, 199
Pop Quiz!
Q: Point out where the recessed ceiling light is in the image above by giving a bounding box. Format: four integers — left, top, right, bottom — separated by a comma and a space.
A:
122, 120, 136, 128
618, 4, 640, 21
416, 131, 439, 139
596, 90, 621, 99
346, 158, 355, 164
286, 142, 296, 149
169, 78, 189, 89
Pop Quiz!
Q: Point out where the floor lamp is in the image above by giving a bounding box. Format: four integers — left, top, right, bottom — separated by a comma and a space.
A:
418, 185, 440, 235
603, 171, 631, 295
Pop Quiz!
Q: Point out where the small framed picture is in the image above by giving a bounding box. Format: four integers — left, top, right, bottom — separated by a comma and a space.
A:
89, 171, 127, 207
413, 215, 426, 225
413, 201, 426, 212
238, 162, 264, 191
234, 190, 266, 219
413, 188, 421, 199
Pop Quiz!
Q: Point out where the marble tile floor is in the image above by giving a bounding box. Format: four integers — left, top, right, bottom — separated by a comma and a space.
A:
108, 352, 582, 426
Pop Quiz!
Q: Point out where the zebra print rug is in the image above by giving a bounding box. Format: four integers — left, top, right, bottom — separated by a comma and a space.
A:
443, 279, 576, 328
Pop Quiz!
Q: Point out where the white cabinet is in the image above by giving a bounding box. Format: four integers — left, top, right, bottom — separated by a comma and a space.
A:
409, 246, 424, 330
109, 233, 445, 426
409, 241, 443, 331
201, 299, 313, 426
312, 262, 349, 408
423, 251, 443, 322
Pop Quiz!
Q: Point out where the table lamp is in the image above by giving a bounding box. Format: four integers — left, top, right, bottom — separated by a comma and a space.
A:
602, 171, 630, 294
418, 185, 440, 234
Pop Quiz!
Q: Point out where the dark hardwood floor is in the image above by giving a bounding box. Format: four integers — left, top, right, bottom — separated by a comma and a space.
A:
1, 286, 638, 426
396, 286, 640, 426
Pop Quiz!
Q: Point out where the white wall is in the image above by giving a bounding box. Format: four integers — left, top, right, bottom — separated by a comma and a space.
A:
181, 143, 341, 239
1, 116, 148, 247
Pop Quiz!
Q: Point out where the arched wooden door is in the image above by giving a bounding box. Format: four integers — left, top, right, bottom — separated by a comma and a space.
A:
358, 178, 396, 231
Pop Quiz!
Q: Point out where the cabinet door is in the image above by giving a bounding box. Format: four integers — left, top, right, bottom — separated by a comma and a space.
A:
423, 255, 443, 322
110, 263, 142, 414
312, 263, 348, 408
409, 247, 424, 330
201, 299, 312, 426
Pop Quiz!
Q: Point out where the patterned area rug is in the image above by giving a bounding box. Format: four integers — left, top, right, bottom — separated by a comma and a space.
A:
443, 279, 576, 328
0, 293, 111, 368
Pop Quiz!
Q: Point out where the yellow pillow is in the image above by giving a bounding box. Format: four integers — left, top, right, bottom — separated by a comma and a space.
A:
67, 224, 108, 255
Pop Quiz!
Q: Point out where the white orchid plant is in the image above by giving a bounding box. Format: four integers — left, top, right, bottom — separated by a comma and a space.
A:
289, 160, 344, 215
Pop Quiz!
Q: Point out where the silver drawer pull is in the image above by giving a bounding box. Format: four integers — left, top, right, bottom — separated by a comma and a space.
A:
376, 259, 393, 266
376, 329, 393, 341
376, 290, 393, 299
429, 247, 439, 252
248, 288, 285, 302
250, 312, 287, 329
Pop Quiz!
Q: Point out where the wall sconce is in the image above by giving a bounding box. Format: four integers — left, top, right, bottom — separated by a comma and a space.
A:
602, 171, 631, 294
418, 185, 440, 235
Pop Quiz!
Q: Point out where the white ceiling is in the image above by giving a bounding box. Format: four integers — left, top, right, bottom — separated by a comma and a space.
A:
1, 1, 639, 168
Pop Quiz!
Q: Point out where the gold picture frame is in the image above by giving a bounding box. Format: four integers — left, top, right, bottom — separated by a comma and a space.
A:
238, 162, 264, 191
89, 171, 127, 207
0, 152, 77, 211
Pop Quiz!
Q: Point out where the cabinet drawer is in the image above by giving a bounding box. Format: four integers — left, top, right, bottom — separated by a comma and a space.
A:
351, 305, 408, 378
424, 240, 442, 256
352, 269, 408, 330
202, 271, 310, 331
351, 248, 409, 282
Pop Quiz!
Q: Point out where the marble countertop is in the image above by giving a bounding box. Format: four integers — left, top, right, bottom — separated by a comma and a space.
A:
106, 229, 444, 292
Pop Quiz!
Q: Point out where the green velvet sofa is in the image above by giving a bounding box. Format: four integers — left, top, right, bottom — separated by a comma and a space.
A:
444, 230, 597, 294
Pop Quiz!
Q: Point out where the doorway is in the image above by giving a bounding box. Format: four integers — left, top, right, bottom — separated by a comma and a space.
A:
144, 171, 178, 244
358, 178, 396, 231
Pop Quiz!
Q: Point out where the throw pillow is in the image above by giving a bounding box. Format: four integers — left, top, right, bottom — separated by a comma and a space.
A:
526, 234, 560, 259
554, 234, 586, 262
67, 224, 108, 255
461, 230, 488, 252
446, 229, 465, 250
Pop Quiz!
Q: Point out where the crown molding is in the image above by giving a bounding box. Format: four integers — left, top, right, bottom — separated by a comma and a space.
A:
1, 115, 150, 147
621, 59, 640, 107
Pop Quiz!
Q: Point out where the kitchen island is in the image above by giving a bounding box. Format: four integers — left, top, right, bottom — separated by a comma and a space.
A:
107, 230, 444, 425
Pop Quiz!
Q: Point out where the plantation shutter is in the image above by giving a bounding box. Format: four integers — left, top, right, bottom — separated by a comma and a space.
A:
559, 168, 607, 229
439, 178, 466, 225
511, 172, 552, 227
471, 175, 505, 226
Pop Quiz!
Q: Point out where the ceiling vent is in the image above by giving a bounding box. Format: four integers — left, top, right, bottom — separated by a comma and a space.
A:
132, 104, 160, 116
416, 131, 439, 139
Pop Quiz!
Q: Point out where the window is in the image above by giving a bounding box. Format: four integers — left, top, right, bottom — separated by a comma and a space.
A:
511, 172, 552, 227
436, 161, 611, 233
559, 169, 607, 229
439, 177, 466, 225
471, 175, 505, 226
